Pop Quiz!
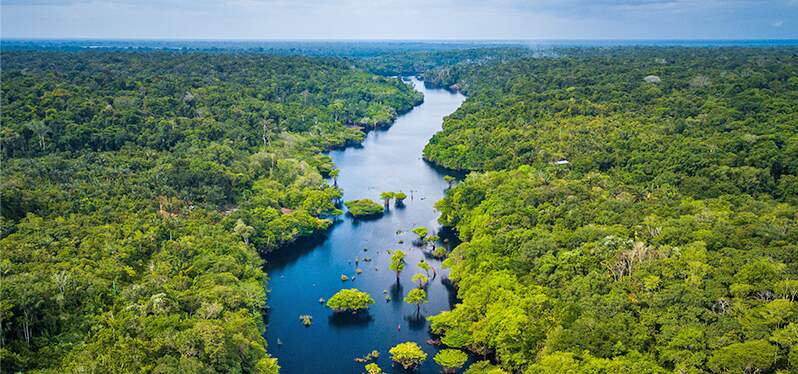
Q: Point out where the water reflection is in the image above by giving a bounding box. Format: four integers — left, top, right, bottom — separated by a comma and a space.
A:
264, 78, 466, 373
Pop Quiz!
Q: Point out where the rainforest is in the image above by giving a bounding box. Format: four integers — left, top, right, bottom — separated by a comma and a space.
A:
1, 41, 797, 374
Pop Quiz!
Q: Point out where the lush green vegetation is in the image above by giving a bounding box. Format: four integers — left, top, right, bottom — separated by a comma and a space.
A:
388, 341, 428, 370
344, 199, 385, 217
424, 47, 798, 373
434, 349, 469, 373
325, 289, 375, 313
0, 51, 421, 372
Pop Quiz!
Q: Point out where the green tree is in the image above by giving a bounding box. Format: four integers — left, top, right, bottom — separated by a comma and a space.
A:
380, 191, 395, 207
405, 288, 428, 314
707, 340, 778, 373
364, 362, 382, 374
412, 273, 429, 288
412, 226, 429, 239
233, 219, 256, 244
389, 250, 406, 281
389, 342, 427, 370
434, 349, 468, 374
345, 199, 384, 218
326, 289, 375, 314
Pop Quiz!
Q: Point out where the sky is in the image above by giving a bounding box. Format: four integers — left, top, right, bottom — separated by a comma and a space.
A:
1, 0, 797, 40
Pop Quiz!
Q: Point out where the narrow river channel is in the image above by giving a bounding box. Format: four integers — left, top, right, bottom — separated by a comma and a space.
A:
264, 78, 467, 373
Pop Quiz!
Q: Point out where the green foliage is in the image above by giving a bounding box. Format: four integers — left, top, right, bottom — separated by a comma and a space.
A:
424, 48, 798, 204
345, 199, 385, 217
404, 288, 428, 312
379, 191, 395, 206
707, 340, 778, 373
434, 349, 468, 373
364, 362, 383, 374
0, 50, 421, 372
422, 46, 798, 373
326, 288, 375, 313
394, 191, 408, 202
389, 250, 407, 279
412, 273, 429, 288
389, 342, 428, 370
412, 226, 429, 238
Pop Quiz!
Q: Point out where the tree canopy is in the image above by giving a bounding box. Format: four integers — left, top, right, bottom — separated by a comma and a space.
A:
325, 288, 375, 313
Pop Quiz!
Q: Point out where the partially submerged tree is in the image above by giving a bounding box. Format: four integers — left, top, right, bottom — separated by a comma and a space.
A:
394, 191, 407, 205
412, 273, 429, 288
380, 191, 395, 207
389, 342, 428, 370
404, 288, 428, 314
326, 289, 375, 314
345, 199, 384, 218
364, 363, 382, 374
389, 250, 406, 281
412, 226, 429, 240
417, 260, 432, 278
434, 349, 468, 374
329, 168, 340, 186
443, 175, 455, 188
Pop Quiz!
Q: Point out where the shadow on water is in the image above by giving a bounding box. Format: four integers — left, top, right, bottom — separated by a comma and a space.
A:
263, 231, 332, 271
442, 277, 459, 309
404, 313, 427, 331
389, 280, 404, 306
328, 312, 375, 328
423, 158, 470, 180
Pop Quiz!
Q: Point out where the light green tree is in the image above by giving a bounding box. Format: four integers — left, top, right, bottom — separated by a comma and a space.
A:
405, 288, 428, 314
412, 273, 429, 288
389, 342, 427, 370
434, 349, 468, 374
389, 250, 406, 281
380, 191, 395, 207
326, 289, 375, 314
364, 363, 382, 374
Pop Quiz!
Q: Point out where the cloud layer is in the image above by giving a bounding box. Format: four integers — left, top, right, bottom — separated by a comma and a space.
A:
1, 0, 796, 39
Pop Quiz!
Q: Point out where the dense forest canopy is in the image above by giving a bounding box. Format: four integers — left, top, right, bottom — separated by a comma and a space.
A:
0, 51, 421, 372
420, 47, 798, 373
2, 43, 798, 374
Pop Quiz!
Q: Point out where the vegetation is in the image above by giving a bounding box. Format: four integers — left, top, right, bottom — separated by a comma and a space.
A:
394, 191, 408, 204
389, 250, 407, 280
404, 288, 428, 314
379, 191, 395, 207
0, 50, 421, 372
364, 362, 383, 374
412, 273, 429, 288
434, 349, 469, 373
389, 342, 428, 370
424, 47, 798, 373
345, 199, 385, 217
412, 226, 429, 239
325, 288, 375, 313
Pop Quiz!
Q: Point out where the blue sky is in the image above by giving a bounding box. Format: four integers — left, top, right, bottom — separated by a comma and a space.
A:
2, 0, 797, 40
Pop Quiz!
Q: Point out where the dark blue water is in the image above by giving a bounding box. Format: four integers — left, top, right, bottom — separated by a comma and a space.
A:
264, 78, 466, 373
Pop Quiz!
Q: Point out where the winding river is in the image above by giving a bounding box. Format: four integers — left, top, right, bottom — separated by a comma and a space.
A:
264, 78, 466, 373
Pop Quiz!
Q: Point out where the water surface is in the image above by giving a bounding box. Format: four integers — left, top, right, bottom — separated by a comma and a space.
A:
265, 78, 466, 373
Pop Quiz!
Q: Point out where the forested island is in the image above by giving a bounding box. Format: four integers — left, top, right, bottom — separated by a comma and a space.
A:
1, 42, 797, 373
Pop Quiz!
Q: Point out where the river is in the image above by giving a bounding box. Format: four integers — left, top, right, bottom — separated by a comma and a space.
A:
264, 77, 467, 373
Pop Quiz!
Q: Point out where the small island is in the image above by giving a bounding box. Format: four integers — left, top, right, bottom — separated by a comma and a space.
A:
344, 199, 385, 218
326, 288, 375, 314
